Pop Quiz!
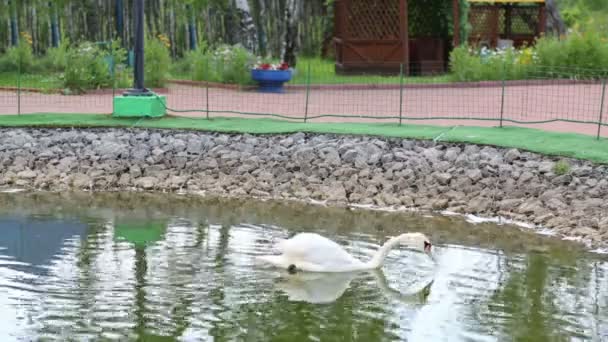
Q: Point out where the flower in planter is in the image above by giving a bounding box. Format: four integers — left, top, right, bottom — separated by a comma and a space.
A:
254, 62, 290, 71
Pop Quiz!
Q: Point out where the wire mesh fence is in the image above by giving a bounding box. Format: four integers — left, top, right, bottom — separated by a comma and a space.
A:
0, 58, 607, 139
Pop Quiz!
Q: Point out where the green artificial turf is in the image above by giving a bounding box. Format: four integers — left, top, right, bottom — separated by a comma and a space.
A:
1, 113, 607, 163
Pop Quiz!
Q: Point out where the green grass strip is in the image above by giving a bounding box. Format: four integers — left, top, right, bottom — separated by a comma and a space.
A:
0, 113, 607, 163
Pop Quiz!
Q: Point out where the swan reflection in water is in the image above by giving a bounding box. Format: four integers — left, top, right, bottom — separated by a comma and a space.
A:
271, 268, 434, 305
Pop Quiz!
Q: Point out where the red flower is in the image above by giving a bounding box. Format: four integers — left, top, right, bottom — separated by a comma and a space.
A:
278, 62, 289, 70
259, 63, 271, 70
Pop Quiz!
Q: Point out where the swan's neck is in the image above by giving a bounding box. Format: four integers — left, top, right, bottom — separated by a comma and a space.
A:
364, 236, 403, 269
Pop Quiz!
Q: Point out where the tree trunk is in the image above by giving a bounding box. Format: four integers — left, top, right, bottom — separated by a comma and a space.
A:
169, 2, 176, 58
282, 0, 299, 67
251, 0, 267, 56
545, 0, 566, 37
235, 0, 257, 52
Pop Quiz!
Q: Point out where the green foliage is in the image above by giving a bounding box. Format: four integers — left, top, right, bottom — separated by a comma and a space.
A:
534, 29, 608, 75
189, 44, 257, 85
109, 40, 132, 88
449, 45, 532, 82
449, 28, 608, 82
144, 36, 171, 87
559, 0, 608, 36
63, 42, 112, 93
0, 38, 34, 73
171, 40, 208, 79
553, 160, 571, 175
37, 36, 71, 72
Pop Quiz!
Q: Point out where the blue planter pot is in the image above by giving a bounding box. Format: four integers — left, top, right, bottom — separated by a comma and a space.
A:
251, 69, 292, 93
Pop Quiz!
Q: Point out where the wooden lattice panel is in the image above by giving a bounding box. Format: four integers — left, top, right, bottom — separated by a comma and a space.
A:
346, 0, 400, 40
468, 6, 496, 44
506, 7, 539, 35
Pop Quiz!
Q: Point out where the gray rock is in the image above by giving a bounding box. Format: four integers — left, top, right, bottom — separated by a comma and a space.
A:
17, 170, 37, 179
434, 172, 452, 185
72, 173, 92, 188
466, 169, 483, 182
319, 147, 341, 165
294, 148, 315, 164
135, 177, 158, 190
499, 198, 522, 211
422, 148, 443, 163
436, 161, 451, 172
552, 174, 572, 185
431, 198, 449, 210
519, 171, 534, 183
324, 184, 347, 202
95, 141, 129, 159
467, 197, 490, 213
504, 149, 521, 163
444, 147, 461, 162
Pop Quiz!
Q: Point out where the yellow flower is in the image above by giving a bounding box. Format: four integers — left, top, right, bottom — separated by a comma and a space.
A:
157, 33, 171, 48
20, 31, 33, 46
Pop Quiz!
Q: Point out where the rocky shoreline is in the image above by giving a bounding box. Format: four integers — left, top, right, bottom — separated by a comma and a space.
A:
1, 128, 607, 247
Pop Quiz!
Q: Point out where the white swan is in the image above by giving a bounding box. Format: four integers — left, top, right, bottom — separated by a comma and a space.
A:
256, 232, 435, 273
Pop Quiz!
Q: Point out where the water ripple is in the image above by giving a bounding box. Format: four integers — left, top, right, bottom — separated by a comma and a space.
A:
0, 195, 605, 341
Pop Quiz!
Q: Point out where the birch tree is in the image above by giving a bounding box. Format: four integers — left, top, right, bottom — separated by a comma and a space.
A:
281, 0, 300, 67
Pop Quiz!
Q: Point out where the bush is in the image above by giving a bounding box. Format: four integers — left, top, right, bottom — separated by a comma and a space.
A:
190, 44, 257, 85
449, 45, 532, 82
0, 37, 34, 73
38, 37, 70, 72
553, 160, 571, 175
449, 28, 608, 82
144, 35, 171, 87
63, 42, 112, 92
535, 29, 608, 77
108, 40, 132, 88
171, 40, 208, 78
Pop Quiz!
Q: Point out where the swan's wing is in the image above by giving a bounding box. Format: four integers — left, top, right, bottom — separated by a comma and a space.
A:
275, 233, 361, 268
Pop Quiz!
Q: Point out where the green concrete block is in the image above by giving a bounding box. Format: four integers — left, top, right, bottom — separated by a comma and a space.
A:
113, 94, 166, 118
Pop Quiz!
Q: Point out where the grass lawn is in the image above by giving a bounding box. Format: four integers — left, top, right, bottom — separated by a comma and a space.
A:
288, 58, 453, 85
0, 113, 606, 164
1, 57, 454, 92
168, 57, 454, 86
0, 72, 63, 92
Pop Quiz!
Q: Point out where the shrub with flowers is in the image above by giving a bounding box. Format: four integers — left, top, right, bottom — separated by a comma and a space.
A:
63, 42, 112, 92
449, 44, 536, 82
191, 44, 257, 85
450, 29, 608, 82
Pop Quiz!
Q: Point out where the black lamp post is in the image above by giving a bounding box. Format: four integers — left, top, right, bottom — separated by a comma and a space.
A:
125, 0, 150, 96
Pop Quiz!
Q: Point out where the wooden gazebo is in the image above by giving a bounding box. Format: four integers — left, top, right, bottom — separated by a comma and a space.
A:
333, 0, 546, 75
333, 0, 462, 75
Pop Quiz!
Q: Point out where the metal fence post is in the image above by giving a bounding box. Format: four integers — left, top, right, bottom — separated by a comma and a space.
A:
111, 40, 116, 115
205, 57, 210, 120
304, 63, 311, 123
499, 62, 506, 128
399, 63, 404, 126
598, 79, 607, 140
17, 49, 21, 116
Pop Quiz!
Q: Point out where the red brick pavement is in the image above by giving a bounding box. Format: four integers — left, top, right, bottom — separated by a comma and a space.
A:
0, 80, 606, 137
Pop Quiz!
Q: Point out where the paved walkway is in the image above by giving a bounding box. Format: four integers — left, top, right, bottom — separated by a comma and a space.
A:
1, 81, 606, 137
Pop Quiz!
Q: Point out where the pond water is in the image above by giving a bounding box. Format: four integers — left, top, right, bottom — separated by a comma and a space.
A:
0, 191, 606, 341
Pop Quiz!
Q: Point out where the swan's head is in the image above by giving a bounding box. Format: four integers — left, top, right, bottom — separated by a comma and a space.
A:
397, 233, 435, 262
